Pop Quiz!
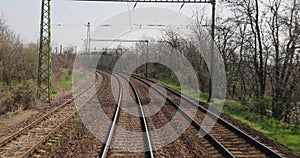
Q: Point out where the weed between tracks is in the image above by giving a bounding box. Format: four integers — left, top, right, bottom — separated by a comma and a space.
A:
66, 124, 76, 138
66, 115, 80, 138
46, 115, 80, 153
48, 134, 62, 153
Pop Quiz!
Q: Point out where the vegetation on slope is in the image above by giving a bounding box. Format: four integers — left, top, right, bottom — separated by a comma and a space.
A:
0, 17, 75, 114
152, 78, 300, 154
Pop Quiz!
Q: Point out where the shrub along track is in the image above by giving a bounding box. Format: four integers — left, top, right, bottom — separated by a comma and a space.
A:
0, 72, 102, 158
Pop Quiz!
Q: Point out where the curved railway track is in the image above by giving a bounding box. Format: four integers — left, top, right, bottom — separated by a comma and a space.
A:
0, 72, 102, 158
130, 74, 284, 158
99, 72, 154, 158
130, 78, 225, 157
0, 70, 287, 157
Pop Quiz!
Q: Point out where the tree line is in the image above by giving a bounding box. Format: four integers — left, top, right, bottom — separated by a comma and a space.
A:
98, 0, 300, 124
154, 0, 300, 123
214, 0, 300, 122
0, 18, 38, 88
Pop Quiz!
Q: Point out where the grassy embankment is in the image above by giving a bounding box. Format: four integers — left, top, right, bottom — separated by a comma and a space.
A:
52, 71, 73, 95
150, 78, 300, 154
0, 71, 72, 100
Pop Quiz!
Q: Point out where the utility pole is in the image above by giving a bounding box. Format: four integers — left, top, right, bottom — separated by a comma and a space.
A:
37, 0, 52, 102
145, 41, 149, 78
208, 0, 216, 102
86, 22, 91, 54
39, 0, 216, 102
60, 45, 63, 54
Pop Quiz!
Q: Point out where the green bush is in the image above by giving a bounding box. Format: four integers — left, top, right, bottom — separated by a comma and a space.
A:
249, 96, 272, 116
52, 88, 58, 94
224, 100, 246, 114
59, 71, 73, 89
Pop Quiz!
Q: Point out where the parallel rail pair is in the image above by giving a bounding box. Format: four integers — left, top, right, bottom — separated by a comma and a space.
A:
0, 72, 102, 158
131, 74, 283, 158
0, 70, 284, 158
98, 71, 154, 158
99, 71, 283, 158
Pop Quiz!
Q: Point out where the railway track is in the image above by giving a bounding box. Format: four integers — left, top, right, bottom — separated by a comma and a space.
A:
130, 79, 225, 157
96, 71, 230, 157
1, 70, 286, 157
99, 72, 154, 158
130, 74, 284, 158
0, 72, 102, 158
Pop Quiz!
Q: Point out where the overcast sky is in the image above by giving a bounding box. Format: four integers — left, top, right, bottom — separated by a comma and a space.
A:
0, 0, 216, 48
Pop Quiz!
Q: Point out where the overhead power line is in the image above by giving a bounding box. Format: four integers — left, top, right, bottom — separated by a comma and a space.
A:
60, 0, 83, 24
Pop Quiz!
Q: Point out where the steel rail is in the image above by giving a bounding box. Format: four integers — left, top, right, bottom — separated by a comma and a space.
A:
20, 72, 103, 158
133, 75, 283, 158
0, 72, 100, 148
99, 72, 123, 158
131, 75, 235, 158
117, 73, 154, 158
20, 110, 77, 158
0, 72, 101, 158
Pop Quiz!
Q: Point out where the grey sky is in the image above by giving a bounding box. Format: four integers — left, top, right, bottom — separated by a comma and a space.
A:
0, 0, 213, 48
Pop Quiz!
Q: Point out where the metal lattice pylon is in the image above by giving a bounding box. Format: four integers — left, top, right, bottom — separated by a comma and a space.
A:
78, 0, 216, 102
37, 0, 52, 102
38, 0, 215, 102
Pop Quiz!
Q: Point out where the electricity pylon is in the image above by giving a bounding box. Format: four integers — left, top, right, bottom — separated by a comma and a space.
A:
37, 0, 216, 102
37, 0, 52, 102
